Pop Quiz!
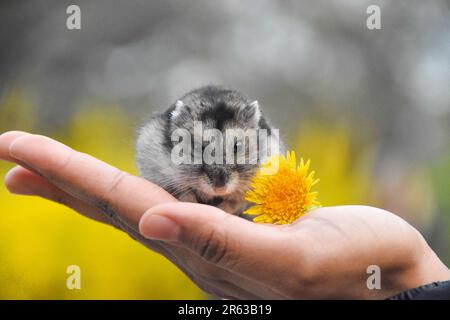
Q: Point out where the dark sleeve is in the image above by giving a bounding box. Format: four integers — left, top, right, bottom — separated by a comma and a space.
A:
387, 280, 450, 300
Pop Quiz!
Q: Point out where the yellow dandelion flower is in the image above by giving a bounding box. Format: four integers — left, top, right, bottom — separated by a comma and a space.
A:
244, 151, 320, 224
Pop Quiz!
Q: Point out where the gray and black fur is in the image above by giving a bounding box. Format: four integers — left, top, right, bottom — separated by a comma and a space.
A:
136, 85, 280, 215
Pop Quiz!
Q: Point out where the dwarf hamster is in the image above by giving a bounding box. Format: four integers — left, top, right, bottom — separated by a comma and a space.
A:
136, 85, 280, 215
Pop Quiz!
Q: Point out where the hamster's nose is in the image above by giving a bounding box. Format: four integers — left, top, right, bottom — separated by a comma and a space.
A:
206, 167, 228, 188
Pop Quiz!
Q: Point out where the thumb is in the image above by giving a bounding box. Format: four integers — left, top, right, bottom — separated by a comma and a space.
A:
138, 202, 286, 272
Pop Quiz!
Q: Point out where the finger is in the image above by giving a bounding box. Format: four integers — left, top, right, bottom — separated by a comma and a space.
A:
3, 166, 180, 259
0, 133, 282, 298
3, 166, 259, 298
0, 132, 177, 229
0, 132, 198, 279
0, 131, 42, 174
4, 166, 110, 224
0, 131, 29, 162
139, 202, 294, 286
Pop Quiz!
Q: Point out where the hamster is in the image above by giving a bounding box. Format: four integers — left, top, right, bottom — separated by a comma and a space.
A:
136, 85, 280, 215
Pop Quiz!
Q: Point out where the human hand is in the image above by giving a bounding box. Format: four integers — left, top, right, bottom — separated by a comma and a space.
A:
1, 131, 449, 299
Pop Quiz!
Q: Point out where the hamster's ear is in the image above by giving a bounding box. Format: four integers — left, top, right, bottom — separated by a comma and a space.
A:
171, 100, 191, 120
239, 100, 261, 125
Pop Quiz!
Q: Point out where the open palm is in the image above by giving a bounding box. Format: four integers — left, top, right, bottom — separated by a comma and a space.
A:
1, 131, 448, 299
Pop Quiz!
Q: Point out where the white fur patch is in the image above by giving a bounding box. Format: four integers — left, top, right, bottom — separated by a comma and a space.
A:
249, 100, 261, 123
172, 100, 184, 118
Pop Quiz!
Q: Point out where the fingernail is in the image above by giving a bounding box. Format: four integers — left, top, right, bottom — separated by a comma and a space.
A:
0, 131, 30, 161
8, 135, 30, 160
139, 214, 180, 242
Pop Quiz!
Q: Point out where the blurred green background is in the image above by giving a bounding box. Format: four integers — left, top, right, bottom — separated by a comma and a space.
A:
0, 0, 449, 299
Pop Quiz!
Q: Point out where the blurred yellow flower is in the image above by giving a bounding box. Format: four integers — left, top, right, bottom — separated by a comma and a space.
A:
244, 151, 320, 224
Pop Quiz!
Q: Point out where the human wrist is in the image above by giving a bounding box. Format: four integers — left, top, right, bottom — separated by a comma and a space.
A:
395, 232, 450, 295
